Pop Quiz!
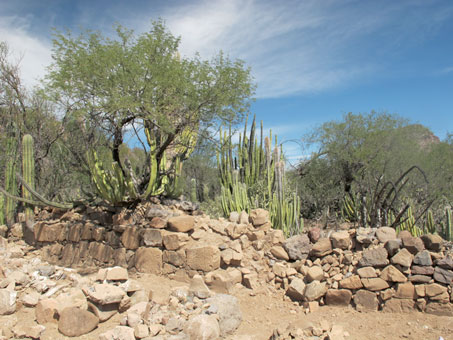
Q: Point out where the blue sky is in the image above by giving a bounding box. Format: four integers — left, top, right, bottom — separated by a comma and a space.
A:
1, 0, 452, 164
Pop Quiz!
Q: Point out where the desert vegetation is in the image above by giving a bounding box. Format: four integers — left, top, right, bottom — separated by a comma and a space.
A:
1, 21, 452, 241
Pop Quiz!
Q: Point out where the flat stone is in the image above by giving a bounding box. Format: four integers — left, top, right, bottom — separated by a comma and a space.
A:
382, 298, 415, 313
304, 280, 327, 301
167, 215, 195, 233
310, 238, 332, 257
354, 290, 378, 311
55, 287, 88, 314
391, 248, 413, 267
135, 247, 162, 274
413, 250, 432, 266
325, 289, 352, 306
409, 275, 431, 283
411, 265, 434, 275
380, 265, 407, 283
99, 326, 135, 340
82, 284, 125, 305
162, 232, 189, 251
330, 231, 350, 250
425, 283, 448, 297
359, 247, 389, 267
361, 278, 389, 291
286, 278, 306, 301
357, 267, 377, 278
106, 267, 129, 281
376, 227, 397, 243
283, 234, 312, 260
36, 298, 58, 324
433, 267, 453, 285
339, 275, 363, 290
58, 307, 99, 337
149, 216, 167, 229
12, 324, 46, 339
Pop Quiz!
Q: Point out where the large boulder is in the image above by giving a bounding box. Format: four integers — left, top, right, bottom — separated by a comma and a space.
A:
420, 234, 443, 252
206, 294, 242, 336
167, 215, 195, 233
135, 247, 162, 274
82, 284, 125, 305
283, 234, 312, 260
376, 227, 397, 243
325, 289, 352, 306
353, 290, 378, 311
186, 246, 220, 272
58, 307, 99, 337
330, 231, 350, 250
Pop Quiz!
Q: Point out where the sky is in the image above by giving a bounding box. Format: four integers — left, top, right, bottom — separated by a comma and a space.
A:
1, 0, 453, 165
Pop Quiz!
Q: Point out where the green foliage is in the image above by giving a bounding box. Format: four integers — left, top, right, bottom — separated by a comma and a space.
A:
0, 194, 4, 225
396, 205, 423, 237
22, 134, 35, 221
46, 20, 255, 204
217, 115, 302, 236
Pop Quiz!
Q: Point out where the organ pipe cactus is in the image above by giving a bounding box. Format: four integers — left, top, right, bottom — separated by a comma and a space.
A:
4, 126, 18, 225
217, 115, 302, 236
0, 195, 5, 225
441, 207, 452, 241
22, 134, 35, 221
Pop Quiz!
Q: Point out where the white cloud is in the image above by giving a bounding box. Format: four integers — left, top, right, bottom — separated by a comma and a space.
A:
159, 0, 453, 98
0, 16, 52, 89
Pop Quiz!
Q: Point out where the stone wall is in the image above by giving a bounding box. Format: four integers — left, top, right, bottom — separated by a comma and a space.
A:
27, 203, 453, 316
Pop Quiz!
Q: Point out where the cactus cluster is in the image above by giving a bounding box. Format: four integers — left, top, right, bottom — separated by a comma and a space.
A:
217, 115, 302, 236
396, 205, 423, 237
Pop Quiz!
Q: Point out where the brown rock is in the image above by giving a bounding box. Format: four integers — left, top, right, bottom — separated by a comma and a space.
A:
270, 246, 289, 261
34, 222, 67, 242
185, 314, 220, 340
380, 265, 407, 283
88, 301, 119, 322
325, 289, 352, 306
433, 266, 453, 285
58, 307, 99, 337
149, 216, 167, 229
83, 283, 125, 305
390, 248, 413, 268
409, 275, 431, 283
55, 288, 88, 314
308, 227, 321, 243
142, 229, 162, 247
361, 278, 389, 291
168, 215, 195, 233
425, 283, 448, 297
99, 326, 135, 340
121, 227, 141, 250
106, 267, 128, 281
249, 209, 269, 226
186, 246, 220, 272
402, 235, 425, 254
383, 298, 415, 313
425, 302, 453, 316
304, 280, 327, 301
283, 234, 312, 261
339, 275, 363, 290
359, 247, 389, 267
420, 234, 443, 252
36, 298, 59, 324
12, 324, 46, 339
135, 247, 162, 274
354, 290, 378, 311
357, 267, 377, 278
411, 265, 434, 275
307, 266, 324, 282
395, 282, 416, 299
163, 250, 186, 267
376, 227, 397, 243
310, 238, 332, 257
330, 231, 350, 250
162, 232, 189, 250
286, 278, 306, 301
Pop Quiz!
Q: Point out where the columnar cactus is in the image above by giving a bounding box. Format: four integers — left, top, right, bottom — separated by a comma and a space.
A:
4, 129, 18, 225
22, 134, 35, 221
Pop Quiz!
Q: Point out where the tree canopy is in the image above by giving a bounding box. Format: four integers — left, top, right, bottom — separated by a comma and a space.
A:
45, 20, 255, 200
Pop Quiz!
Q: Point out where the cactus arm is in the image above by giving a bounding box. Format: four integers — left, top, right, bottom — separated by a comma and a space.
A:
22, 134, 35, 221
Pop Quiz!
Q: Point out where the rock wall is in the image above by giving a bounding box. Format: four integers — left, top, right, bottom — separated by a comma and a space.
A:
21, 203, 453, 316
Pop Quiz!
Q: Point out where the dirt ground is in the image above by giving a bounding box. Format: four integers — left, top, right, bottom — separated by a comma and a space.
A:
5, 271, 450, 340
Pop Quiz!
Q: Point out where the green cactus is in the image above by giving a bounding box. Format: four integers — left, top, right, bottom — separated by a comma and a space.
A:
441, 207, 452, 241
0, 194, 5, 225
217, 115, 302, 236
4, 128, 18, 225
22, 134, 35, 221
396, 205, 423, 237
425, 209, 435, 234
